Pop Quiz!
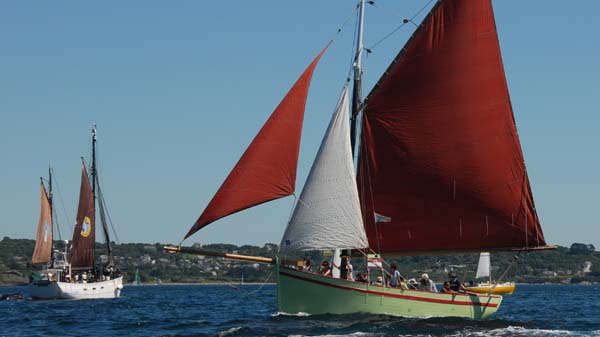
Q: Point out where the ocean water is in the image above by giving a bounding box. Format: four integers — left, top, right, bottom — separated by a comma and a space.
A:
0, 284, 599, 336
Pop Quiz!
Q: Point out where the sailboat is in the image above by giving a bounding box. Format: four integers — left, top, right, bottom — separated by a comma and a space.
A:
465, 252, 516, 295
131, 269, 141, 286
164, 0, 554, 319
28, 124, 123, 300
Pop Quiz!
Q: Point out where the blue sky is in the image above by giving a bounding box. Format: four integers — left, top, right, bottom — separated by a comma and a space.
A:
1, 1, 598, 249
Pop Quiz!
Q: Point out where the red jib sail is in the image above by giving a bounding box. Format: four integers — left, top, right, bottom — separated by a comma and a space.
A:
69, 163, 96, 269
32, 182, 53, 264
185, 44, 329, 239
358, 0, 546, 254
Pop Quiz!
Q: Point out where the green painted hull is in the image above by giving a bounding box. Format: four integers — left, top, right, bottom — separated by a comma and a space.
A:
277, 267, 502, 319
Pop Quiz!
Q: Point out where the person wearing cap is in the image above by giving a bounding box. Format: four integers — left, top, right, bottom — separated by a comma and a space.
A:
447, 271, 464, 292
419, 273, 438, 292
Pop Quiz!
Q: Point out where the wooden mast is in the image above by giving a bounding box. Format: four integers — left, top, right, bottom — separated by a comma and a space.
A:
92, 124, 113, 268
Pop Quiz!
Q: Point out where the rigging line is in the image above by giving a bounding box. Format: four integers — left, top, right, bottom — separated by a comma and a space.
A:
94, 144, 121, 244
95, 170, 121, 243
40, 176, 62, 241
50, 168, 73, 235
367, 0, 435, 51
346, 2, 360, 82
277, 193, 299, 254
97, 183, 121, 244
331, 1, 359, 42
246, 270, 273, 295
221, 271, 277, 309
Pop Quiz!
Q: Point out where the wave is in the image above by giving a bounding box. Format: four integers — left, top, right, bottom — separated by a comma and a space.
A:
217, 326, 243, 337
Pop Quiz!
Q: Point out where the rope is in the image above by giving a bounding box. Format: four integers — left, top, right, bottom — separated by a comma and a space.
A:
367, 0, 436, 51
43, 175, 63, 241
50, 168, 73, 235
222, 270, 277, 310
93, 143, 121, 244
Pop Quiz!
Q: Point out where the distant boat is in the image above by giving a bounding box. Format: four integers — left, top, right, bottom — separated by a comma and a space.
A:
465, 252, 516, 295
155, 277, 162, 285
165, 0, 554, 319
131, 269, 141, 286
28, 124, 124, 300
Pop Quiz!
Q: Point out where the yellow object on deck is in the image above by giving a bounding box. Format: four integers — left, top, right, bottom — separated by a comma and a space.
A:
465, 282, 516, 295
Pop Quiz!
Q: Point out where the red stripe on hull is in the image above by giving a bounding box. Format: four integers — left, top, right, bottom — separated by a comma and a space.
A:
279, 270, 499, 308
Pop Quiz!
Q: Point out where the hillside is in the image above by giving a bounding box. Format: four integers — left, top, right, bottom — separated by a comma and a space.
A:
1, 237, 598, 285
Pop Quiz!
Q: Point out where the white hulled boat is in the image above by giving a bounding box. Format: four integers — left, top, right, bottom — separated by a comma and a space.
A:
28, 124, 123, 300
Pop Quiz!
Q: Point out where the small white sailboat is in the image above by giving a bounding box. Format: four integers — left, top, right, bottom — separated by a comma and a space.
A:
465, 252, 516, 295
28, 124, 123, 300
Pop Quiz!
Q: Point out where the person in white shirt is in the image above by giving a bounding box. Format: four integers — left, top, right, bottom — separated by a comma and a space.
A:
419, 273, 438, 292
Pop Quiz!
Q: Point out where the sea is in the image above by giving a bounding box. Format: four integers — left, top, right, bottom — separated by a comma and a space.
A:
0, 284, 599, 337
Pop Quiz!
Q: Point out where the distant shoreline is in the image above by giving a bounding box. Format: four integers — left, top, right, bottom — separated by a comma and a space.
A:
2, 281, 598, 287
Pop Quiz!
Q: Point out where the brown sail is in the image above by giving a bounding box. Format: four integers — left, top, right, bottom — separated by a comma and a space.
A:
69, 163, 96, 269
32, 182, 53, 264
185, 44, 329, 239
358, 0, 546, 254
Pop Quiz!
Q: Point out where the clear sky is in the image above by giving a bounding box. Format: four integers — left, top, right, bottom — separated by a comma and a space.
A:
1, 1, 598, 249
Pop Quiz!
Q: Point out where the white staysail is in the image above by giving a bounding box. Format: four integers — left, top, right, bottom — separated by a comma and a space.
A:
476, 252, 491, 279
280, 86, 369, 252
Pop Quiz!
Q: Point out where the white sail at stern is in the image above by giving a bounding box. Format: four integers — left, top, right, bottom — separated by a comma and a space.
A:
476, 252, 491, 279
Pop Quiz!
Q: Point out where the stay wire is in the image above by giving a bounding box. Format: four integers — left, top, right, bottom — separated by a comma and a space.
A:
42, 175, 63, 241
222, 270, 276, 310
94, 144, 121, 244
50, 168, 73, 235
367, 0, 436, 52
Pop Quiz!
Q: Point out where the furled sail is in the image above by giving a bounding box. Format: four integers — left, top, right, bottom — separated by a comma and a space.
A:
32, 182, 53, 264
69, 163, 96, 269
185, 45, 329, 239
281, 86, 369, 251
476, 252, 491, 279
358, 0, 546, 254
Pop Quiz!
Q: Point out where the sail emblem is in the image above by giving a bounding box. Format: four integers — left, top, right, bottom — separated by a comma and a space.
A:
43, 222, 50, 243
80, 216, 92, 237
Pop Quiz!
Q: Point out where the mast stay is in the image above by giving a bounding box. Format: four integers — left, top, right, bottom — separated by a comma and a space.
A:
91, 124, 114, 267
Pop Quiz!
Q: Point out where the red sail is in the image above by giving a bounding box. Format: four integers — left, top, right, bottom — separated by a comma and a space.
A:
358, 0, 546, 254
185, 44, 329, 239
32, 183, 53, 264
69, 164, 96, 269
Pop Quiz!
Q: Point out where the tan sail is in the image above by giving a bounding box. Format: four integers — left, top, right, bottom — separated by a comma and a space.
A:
32, 182, 53, 264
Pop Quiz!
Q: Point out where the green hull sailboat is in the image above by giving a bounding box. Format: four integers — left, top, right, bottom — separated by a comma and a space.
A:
277, 266, 501, 319
165, 0, 552, 319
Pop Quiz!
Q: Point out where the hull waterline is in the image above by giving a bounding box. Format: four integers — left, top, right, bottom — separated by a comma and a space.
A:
277, 267, 501, 319
28, 276, 123, 300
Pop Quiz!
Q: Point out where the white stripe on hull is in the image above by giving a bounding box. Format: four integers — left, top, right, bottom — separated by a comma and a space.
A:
28, 276, 123, 300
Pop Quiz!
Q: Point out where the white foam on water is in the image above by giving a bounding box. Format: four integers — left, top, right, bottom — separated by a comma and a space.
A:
217, 326, 242, 337
272, 311, 311, 317
288, 332, 382, 337
447, 326, 600, 337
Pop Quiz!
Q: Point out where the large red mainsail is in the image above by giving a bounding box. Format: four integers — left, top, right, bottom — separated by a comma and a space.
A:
69, 164, 96, 269
32, 182, 53, 264
358, 0, 546, 254
185, 45, 329, 239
